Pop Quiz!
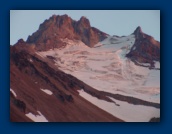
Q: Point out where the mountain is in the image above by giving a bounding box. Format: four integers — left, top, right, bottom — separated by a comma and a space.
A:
26, 15, 108, 50
10, 42, 123, 122
10, 14, 160, 122
126, 26, 160, 69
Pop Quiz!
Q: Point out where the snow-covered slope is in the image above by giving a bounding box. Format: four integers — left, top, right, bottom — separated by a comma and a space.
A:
37, 35, 160, 122
78, 89, 160, 122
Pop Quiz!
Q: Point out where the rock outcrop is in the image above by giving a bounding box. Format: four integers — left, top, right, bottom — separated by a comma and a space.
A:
126, 26, 160, 68
26, 14, 108, 50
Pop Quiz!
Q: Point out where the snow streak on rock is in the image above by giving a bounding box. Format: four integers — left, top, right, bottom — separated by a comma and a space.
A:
40, 88, 53, 95
25, 111, 48, 122
10, 88, 17, 97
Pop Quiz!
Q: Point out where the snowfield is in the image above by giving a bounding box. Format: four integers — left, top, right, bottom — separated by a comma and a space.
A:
26, 111, 48, 122
37, 35, 160, 121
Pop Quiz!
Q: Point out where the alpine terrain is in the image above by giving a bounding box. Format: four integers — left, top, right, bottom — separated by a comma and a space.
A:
10, 14, 160, 122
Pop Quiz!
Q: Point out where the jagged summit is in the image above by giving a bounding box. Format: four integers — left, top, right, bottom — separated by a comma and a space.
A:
78, 16, 90, 28
16, 39, 25, 45
10, 15, 160, 122
26, 14, 108, 50
133, 26, 142, 34
127, 26, 160, 68
48, 14, 72, 22
133, 26, 145, 39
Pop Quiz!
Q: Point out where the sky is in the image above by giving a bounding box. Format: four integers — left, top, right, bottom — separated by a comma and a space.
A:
10, 10, 160, 45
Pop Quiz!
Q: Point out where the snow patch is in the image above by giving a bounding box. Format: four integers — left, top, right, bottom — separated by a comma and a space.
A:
144, 70, 160, 88
29, 59, 33, 62
40, 89, 53, 95
154, 61, 160, 68
10, 88, 17, 97
26, 111, 48, 122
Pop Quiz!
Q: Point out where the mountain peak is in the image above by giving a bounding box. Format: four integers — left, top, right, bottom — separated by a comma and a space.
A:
127, 26, 160, 68
15, 39, 25, 45
79, 16, 89, 22
135, 26, 142, 31
133, 26, 143, 35
57, 14, 71, 20
78, 16, 90, 28
50, 14, 70, 20
26, 14, 108, 50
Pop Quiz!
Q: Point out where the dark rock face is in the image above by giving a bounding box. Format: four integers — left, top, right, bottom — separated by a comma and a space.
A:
149, 117, 160, 122
26, 14, 108, 50
10, 92, 26, 113
126, 26, 160, 68
12, 39, 35, 54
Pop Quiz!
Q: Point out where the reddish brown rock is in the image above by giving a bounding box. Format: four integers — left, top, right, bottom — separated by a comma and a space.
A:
10, 45, 123, 122
12, 39, 35, 54
26, 14, 108, 50
126, 26, 160, 68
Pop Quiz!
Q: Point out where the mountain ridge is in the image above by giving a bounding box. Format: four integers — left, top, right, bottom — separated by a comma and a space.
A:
10, 14, 160, 122
26, 14, 108, 50
126, 26, 160, 68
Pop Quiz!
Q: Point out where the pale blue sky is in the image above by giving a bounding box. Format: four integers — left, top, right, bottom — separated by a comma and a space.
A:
10, 10, 160, 45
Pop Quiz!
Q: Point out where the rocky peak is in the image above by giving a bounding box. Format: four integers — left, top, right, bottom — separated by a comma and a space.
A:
133, 26, 144, 39
126, 26, 160, 69
78, 16, 91, 28
134, 26, 142, 34
26, 14, 108, 50
47, 14, 71, 22
16, 39, 25, 45
56, 14, 73, 26
49, 14, 57, 21
13, 38, 35, 53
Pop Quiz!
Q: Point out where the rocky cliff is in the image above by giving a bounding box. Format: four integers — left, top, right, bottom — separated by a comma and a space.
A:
126, 26, 160, 68
26, 15, 108, 50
